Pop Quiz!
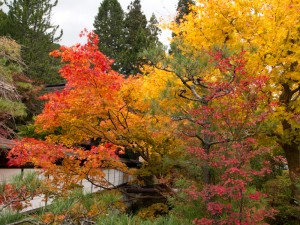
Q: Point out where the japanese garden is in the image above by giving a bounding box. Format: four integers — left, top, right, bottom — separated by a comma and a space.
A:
0, 0, 299, 224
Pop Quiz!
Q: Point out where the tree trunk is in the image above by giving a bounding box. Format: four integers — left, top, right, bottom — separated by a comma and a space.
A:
283, 141, 300, 204
203, 144, 211, 185
279, 84, 300, 204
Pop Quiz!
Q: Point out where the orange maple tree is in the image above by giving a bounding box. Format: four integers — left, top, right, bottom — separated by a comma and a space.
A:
7, 31, 128, 196
7, 31, 181, 198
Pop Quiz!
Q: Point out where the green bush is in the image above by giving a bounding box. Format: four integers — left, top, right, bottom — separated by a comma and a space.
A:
264, 171, 300, 224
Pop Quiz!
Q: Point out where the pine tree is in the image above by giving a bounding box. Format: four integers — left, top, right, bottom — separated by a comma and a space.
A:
93, 0, 161, 77
3, 0, 63, 84
147, 14, 161, 48
0, 3, 10, 36
93, 0, 125, 72
121, 0, 161, 76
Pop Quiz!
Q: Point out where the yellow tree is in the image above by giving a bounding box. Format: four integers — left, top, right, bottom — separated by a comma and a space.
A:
169, 0, 300, 203
119, 65, 186, 183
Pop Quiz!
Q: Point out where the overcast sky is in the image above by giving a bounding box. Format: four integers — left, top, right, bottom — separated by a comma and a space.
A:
51, 0, 178, 47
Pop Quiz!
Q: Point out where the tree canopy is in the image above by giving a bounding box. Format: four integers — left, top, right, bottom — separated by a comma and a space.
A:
1, 0, 300, 224
175, 0, 195, 24
93, 0, 161, 76
169, 0, 300, 202
93, 0, 125, 72
2, 0, 63, 84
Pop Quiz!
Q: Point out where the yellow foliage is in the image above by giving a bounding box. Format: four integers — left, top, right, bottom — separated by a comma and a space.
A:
168, 0, 300, 143
137, 203, 169, 220
170, 0, 300, 85
122, 66, 187, 114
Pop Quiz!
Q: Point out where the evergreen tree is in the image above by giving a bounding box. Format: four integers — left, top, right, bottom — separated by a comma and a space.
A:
3, 0, 63, 84
147, 13, 161, 48
93, 0, 125, 72
121, 0, 161, 76
93, 0, 161, 76
0, 2, 10, 35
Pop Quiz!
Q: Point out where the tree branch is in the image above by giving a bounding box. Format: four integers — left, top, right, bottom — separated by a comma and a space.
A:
182, 131, 206, 146
291, 85, 300, 95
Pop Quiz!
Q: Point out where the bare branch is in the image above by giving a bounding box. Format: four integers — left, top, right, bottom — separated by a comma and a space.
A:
107, 110, 118, 131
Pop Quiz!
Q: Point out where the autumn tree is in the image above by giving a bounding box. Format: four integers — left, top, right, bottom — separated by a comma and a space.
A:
169, 0, 300, 204
2, 25, 281, 225
3, 0, 63, 84
7, 32, 128, 199
93, 0, 125, 72
7, 31, 181, 198
144, 42, 276, 223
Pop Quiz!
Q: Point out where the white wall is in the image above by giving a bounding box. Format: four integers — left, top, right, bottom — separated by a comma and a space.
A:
0, 168, 132, 212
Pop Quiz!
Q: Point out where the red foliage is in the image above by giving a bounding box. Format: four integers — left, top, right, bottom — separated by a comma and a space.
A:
38, 30, 124, 137
8, 138, 66, 168
6, 31, 128, 196
0, 182, 41, 211
180, 51, 276, 224
0, 184, 23, 210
